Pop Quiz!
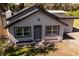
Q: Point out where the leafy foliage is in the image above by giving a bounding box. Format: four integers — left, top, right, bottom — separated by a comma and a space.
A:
68, 10, 79, 16
26, 3, 79, 11
1, 3, 79, 12
68, 10, 79, 28
3, 43, 58, 56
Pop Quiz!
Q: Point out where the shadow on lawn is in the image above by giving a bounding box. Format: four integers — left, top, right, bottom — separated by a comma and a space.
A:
73, 27, 79, 32
63, 27, 79, 40
63, 33, 74, 40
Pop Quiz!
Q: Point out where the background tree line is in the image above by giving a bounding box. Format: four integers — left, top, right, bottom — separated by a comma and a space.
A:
0, 3, 79, 12
34, 3, 79, 11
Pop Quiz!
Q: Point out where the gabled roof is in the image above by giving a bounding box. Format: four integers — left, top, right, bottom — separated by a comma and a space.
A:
5, 5, 79, 28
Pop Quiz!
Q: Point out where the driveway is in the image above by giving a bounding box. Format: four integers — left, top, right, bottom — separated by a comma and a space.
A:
63, 32, 79, 49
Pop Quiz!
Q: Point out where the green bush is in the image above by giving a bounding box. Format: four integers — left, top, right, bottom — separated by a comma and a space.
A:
3, 43, 58, 56
68, 10, 79, 16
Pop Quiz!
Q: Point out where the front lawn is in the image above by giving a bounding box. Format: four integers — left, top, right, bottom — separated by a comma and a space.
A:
73, 19, 79, 28
68, 10, 79, 28
47, 42, 79, 56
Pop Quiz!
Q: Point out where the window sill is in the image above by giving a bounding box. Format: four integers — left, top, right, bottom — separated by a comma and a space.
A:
15, 36, 31, 38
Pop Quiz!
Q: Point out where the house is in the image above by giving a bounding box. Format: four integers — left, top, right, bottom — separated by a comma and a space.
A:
5, 5, 79, 45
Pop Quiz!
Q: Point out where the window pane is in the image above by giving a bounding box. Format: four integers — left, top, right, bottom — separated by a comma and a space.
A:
15, 27, 22, 37
24, 27, 30, 32
16, 32, 22, 36
24, 32, 30, 36
53, 25, 59, 35
24, 27, 31, 36
45, 26, 52, 36
46, 31, 51, 36
53, 31, 58, 35
53, 26, 58, 30
46, 26, 52, 31
16, 27, 22, 32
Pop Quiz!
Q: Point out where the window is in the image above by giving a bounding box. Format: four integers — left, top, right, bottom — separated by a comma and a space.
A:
15, 27, 22, 36
24, 27, 31, 36
14, 27, 31, 37
45, 25, 60, 36
53, 25, 60, 35
45, 26, 52, 36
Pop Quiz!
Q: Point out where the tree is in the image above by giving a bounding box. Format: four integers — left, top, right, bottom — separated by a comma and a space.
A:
0, 3, 8, 11
18, 3, 24, 10
35, 3, 45, 9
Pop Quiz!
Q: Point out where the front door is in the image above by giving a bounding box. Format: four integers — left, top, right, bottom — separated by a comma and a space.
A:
34, 25, 42, 42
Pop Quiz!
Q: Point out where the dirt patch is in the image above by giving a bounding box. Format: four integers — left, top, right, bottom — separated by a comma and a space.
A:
47, 32, 79, 56
63, 32, 79, 48
47, 42, 79, 56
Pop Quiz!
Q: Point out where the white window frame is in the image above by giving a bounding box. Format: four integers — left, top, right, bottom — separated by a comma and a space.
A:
14, 27, 31, 37
23, 27, 31, 36
53, 25, 60, 35
45, 25, 60, 36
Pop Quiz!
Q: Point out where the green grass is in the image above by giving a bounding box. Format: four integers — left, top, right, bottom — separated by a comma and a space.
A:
3, 44, 57, 56
0, 39, 7, 55
68, 10, 79, 28
0, 39, 6, 44
68, 10, 79, 16
74, 19, 79, 28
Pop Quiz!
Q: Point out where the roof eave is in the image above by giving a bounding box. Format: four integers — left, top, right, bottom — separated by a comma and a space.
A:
59, 17, 79, 19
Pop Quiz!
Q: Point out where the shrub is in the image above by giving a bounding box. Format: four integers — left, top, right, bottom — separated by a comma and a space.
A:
3, 43, 58, 56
